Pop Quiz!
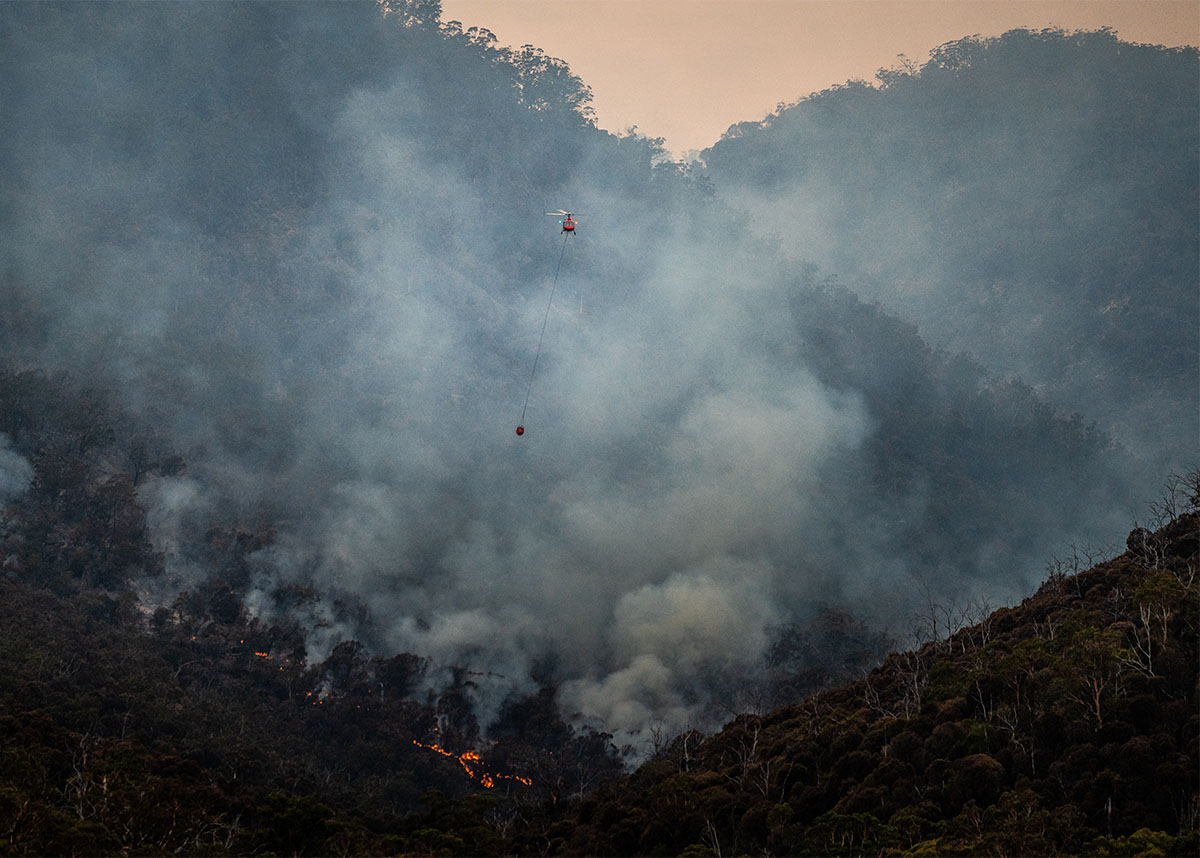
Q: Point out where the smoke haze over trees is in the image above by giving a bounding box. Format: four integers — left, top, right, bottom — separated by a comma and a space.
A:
1, 0, 1194, 753
704, 27, 1198, 473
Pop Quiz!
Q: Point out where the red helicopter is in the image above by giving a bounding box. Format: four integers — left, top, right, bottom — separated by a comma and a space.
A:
547, 210, 577, 234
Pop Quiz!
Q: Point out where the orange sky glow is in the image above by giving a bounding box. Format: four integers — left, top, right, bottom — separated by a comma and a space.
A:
440, 0, 1200, 156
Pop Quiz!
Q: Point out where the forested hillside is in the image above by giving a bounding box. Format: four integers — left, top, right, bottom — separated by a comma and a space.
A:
1, 1, 1174, 741
1, 443, 1195, 854
704, 28, 1198, 472
1, 3, 1196, 854
503, 501, 1199, 857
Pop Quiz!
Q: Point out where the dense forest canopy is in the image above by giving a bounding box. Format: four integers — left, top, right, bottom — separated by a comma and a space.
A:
0, 0, 1194, 789
1, 418, 1195, 854
500, 506, 1199, 857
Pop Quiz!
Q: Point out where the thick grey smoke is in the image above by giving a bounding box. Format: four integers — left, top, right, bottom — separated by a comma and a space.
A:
237, 88, 877, 736
1, 5, 1167, 743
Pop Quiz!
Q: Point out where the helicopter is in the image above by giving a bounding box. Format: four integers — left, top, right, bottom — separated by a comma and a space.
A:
517, 210, 580, 437
546, 210, 577, 234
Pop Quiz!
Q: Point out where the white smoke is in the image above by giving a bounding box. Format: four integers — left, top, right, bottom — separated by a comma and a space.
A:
0, 434, 34, 504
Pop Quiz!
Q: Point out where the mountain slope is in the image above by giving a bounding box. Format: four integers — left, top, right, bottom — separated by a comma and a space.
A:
505, 503, 1200, 857
0, 1, 1178, 758
2, 455, 1194, 855
704, 28, 1199, 472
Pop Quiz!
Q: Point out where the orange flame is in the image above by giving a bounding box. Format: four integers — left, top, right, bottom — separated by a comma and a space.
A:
411, 740, 531, 788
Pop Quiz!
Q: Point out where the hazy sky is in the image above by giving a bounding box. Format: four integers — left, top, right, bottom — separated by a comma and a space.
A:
441, 0, 1200, 155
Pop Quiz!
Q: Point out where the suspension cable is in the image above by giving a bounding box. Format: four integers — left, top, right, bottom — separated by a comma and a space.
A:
518, 231, 570, 430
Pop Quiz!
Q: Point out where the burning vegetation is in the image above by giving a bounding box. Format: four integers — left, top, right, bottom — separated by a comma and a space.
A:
412, 739, 532, 790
